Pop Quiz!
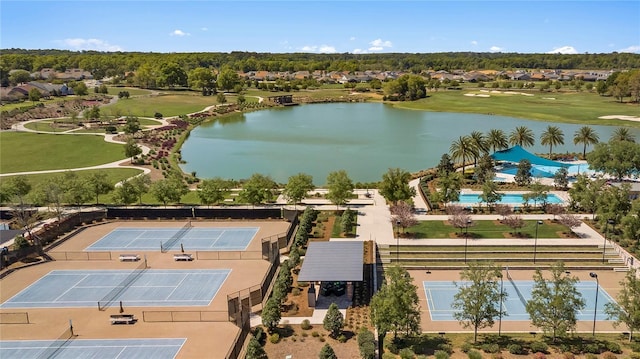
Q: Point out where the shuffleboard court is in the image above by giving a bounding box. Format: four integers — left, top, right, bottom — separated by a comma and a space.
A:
423, 280, 617, 321
0, 338, 185, 359
86, 227, 258, 251
0, 269, 230, 309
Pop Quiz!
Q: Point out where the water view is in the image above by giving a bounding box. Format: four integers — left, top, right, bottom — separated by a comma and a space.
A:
180, 103, 639, 183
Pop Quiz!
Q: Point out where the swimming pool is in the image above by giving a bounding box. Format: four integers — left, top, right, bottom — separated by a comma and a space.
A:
455, 193, 564, 204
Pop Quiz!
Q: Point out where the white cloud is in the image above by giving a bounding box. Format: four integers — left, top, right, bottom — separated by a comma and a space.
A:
619, 45, 640, 53
352, 48, 367, 54
301, 45, 336, 53
55, 38, 123, 52
489, 46, 503, 52
369, 38, 393, 51
170, 29, 190, 37
350, 36, 356, 41
201, 27, 208, 31
470, 40, 478, 46
547, 46, 578, 54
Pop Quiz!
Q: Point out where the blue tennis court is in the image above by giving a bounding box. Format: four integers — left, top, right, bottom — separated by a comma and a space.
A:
0, 338, 184, 359
424, 280, 617, 321
86, 227, 258, 251
0, 269, 230, 309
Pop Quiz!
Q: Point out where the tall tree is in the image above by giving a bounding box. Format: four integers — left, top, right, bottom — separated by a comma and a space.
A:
436, 153, 455, 175
573, 126, 599, 159
323, 302, 344, 338
553, 167, 569, 190
197, 177, 233, 207
245, 336, 267, 359
587, 140, 640, 180
217, 67, 241, 91
325, 170, 354, 209
122, 115, 141, 134
450, 136, 475, 176
261, 296, 281, 333
514, 159, 532, 186
129, 174, 151, 204
435, 171, 462, 208
111, 181, 138, 205
379, 168, 416, 205
509, 126, 535, 147
157, 62, 188, 88
605, 270, 640, 342
124, 138, 142, 163
487, 129, 508, 153
188, 67, 216, 95
370, 265, 420, 339
525, 262, 585, 341
480, 180, 502, 212
452, 263, 505, 343
238, 173, 278, 207
283, 173, 315, 208
86, 171, 114, 205
390, 201, 418, 233
540, 125, 565, 158
469, 130, 489, 167
568, 174, 605, 218
62, 171, 92, 208
610, 127, 636, 143
150, 176, 188, 207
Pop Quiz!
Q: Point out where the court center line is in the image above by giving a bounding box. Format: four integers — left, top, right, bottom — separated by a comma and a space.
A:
165, 273, 190, 300
52, 274, 89, 302
113, 346, 127, 359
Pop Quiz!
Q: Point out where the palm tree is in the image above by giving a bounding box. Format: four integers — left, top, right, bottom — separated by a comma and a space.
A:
469, 131, 489, 167
540, 125, 565, 158
450, 136, 475, 176
611, 127, 636, 143
487, 129, 508, 153
573, 126, 599, 158
509, 126, 535, 147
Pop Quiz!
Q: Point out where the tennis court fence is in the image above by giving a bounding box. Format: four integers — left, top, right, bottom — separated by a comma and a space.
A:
49, 251, 112, 261
0, 312, 30, 324
195, 251, 262, 260
142, 310, 228, 322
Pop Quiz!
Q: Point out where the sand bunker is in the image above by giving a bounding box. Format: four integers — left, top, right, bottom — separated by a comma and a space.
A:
464, 93, 490, 97
599, 115, 640, 122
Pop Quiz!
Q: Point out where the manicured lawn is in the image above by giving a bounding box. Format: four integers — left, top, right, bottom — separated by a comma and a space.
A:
406, 220, 569, 239
0, 132, 126, 173
391, 89, 640, 127
102, 92, 220, 117
106, 87, 152, 96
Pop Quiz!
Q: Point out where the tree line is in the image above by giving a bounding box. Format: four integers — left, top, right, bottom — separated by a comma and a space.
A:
2, 50, 640, 84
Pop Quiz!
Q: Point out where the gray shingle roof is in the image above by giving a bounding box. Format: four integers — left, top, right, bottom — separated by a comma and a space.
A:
297, 241, 363, 282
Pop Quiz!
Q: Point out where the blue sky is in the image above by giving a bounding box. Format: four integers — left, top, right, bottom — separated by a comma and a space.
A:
1, 1, 638, 54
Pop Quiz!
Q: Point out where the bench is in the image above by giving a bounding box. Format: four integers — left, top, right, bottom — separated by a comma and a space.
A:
110, 314, 136, 324
119, 254, 140, 262
174, 253, 193, 261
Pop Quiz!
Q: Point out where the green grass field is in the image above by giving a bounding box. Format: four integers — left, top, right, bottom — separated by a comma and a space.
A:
406, 220, 568, 239
106, 87, 152, 96
102, 92, 221, 117
0, 132, 126, 173
23, 118, 162, 133
391, 89, 640, 127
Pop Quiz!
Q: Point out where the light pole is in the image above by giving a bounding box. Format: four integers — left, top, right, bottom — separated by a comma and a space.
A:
533, 220, 543, 264
602, 219, 615, 263
464, 219, 472, 263
396, 220, 400, 262
589, 272, 599, 336
498, 271, 504, 336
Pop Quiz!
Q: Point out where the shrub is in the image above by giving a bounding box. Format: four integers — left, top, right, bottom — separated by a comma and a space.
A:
252, 326, 265, 345
311, 331, 319, 337
292, 287, 301, 296
357, 328, 375, 359
300, 319, 311, 330
438, 343, 453, 354
530, 341, 548, 353
399, 348, 416, 359
482, 343, 500, 353
606, 342, 622, 354
585, 354, 598, 359
269, 333, 280, 344
382, 354, 396, 359
467, 349, 482, 359
632, 342, 640, 352
629, 353, 640, 359
434, 350, 449, 359
508, 344, 524, 355
460, 343, 472, 353
337, 334, 347, 343
584, 343, 600, 354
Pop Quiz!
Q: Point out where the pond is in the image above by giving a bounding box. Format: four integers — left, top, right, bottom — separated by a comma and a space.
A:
180, 103, 638, 184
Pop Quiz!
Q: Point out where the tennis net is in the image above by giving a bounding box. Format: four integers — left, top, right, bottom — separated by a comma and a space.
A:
506, 268, 527, 307
97, 257, 148, 311
37, 322, 75, 359
161, 221, 192, 253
